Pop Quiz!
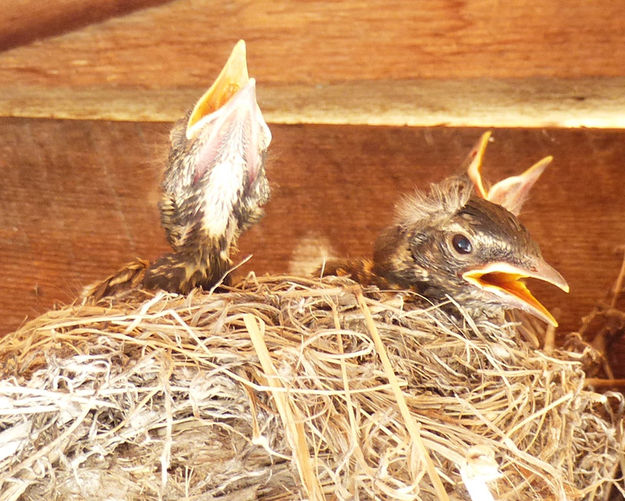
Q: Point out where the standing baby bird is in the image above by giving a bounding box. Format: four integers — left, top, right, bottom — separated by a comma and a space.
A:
324, 133, 569, 326
84, 40, 271, 300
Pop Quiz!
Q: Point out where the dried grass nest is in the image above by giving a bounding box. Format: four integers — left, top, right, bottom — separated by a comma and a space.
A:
0, 274, 623, 500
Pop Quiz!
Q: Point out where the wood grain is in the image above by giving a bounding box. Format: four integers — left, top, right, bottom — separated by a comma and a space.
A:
0, 0, 624, 128
1, 0, 623, 88
1, 77, 624, 128
1, 118, 624, 336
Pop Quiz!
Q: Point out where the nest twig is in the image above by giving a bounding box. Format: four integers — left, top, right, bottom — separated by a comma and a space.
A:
0, 275, 623, 500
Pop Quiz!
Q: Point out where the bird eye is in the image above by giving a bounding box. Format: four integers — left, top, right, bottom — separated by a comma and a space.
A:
452, 234, 473, 254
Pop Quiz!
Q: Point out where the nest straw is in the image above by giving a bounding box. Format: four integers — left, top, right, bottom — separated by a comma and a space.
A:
0, 274, 623, 500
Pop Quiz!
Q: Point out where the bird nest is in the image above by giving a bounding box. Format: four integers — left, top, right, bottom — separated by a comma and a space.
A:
0, 275, 623, 500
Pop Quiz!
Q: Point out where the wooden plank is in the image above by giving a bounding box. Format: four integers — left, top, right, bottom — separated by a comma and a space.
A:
0, 0, 624, 128
1, 118, 624, 336
1, 0, 623, 87
0, 119, 168, 330
0, 0, 173, 51
1, 77, 624, 128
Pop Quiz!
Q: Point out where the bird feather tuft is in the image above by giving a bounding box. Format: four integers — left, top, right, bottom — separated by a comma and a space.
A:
396, 176, 472, 230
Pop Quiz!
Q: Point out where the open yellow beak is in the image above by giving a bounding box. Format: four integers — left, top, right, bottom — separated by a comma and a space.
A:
465, 130, 553, 216
186, 40, 250, 139
485, 156, 553, 215
465, 131, 492, 199
462, 260, 569, 327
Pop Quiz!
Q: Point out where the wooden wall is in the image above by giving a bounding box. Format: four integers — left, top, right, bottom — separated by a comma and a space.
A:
1, 0, 625, 335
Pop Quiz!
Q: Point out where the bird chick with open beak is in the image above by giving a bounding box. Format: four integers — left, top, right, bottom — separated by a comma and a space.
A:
84, 40, 271, 299
326, 133, 569, 327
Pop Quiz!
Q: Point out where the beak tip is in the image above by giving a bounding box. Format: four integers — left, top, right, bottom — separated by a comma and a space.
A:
232, 39, 248, 65
552, 274, 570, 294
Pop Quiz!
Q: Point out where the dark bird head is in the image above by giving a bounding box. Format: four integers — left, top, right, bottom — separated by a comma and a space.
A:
145, 40, 272, 293
373, 136, 568, 326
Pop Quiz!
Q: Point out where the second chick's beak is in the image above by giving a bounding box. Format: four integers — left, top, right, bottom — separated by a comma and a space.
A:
462, 258, 569, 327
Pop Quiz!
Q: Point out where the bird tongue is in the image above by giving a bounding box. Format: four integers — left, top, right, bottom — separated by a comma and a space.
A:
462, 260, 569, 327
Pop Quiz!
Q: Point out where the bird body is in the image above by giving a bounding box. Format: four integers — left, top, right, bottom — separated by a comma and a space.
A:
323, 134, 568, 327
84, 40, 271, 300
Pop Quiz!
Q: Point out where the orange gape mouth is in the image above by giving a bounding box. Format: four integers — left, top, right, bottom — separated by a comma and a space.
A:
186, 40, 250, 137
474, 271, 549, 320
462, 262, 569, 327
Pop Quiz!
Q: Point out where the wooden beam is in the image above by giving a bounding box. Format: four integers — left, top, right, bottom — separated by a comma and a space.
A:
1, 0, 623, 127
0, 0, 173, 51
1, 119, 624, 336
1, 0, 623, 88
1, 77, 624, 128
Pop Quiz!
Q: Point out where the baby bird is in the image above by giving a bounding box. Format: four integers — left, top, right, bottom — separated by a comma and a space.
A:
324, 133, 568, 327
84, 40, 271, 300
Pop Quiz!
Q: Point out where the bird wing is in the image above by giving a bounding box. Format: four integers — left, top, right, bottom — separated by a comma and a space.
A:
159, 191, 201, 252
82, 258, 149, 302
320, 258, 396, 290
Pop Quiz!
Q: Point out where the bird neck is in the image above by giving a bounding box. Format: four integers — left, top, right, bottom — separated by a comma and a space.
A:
143, 237, 233, 294
372, 225, 453, 301
373, 226, 420, 287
